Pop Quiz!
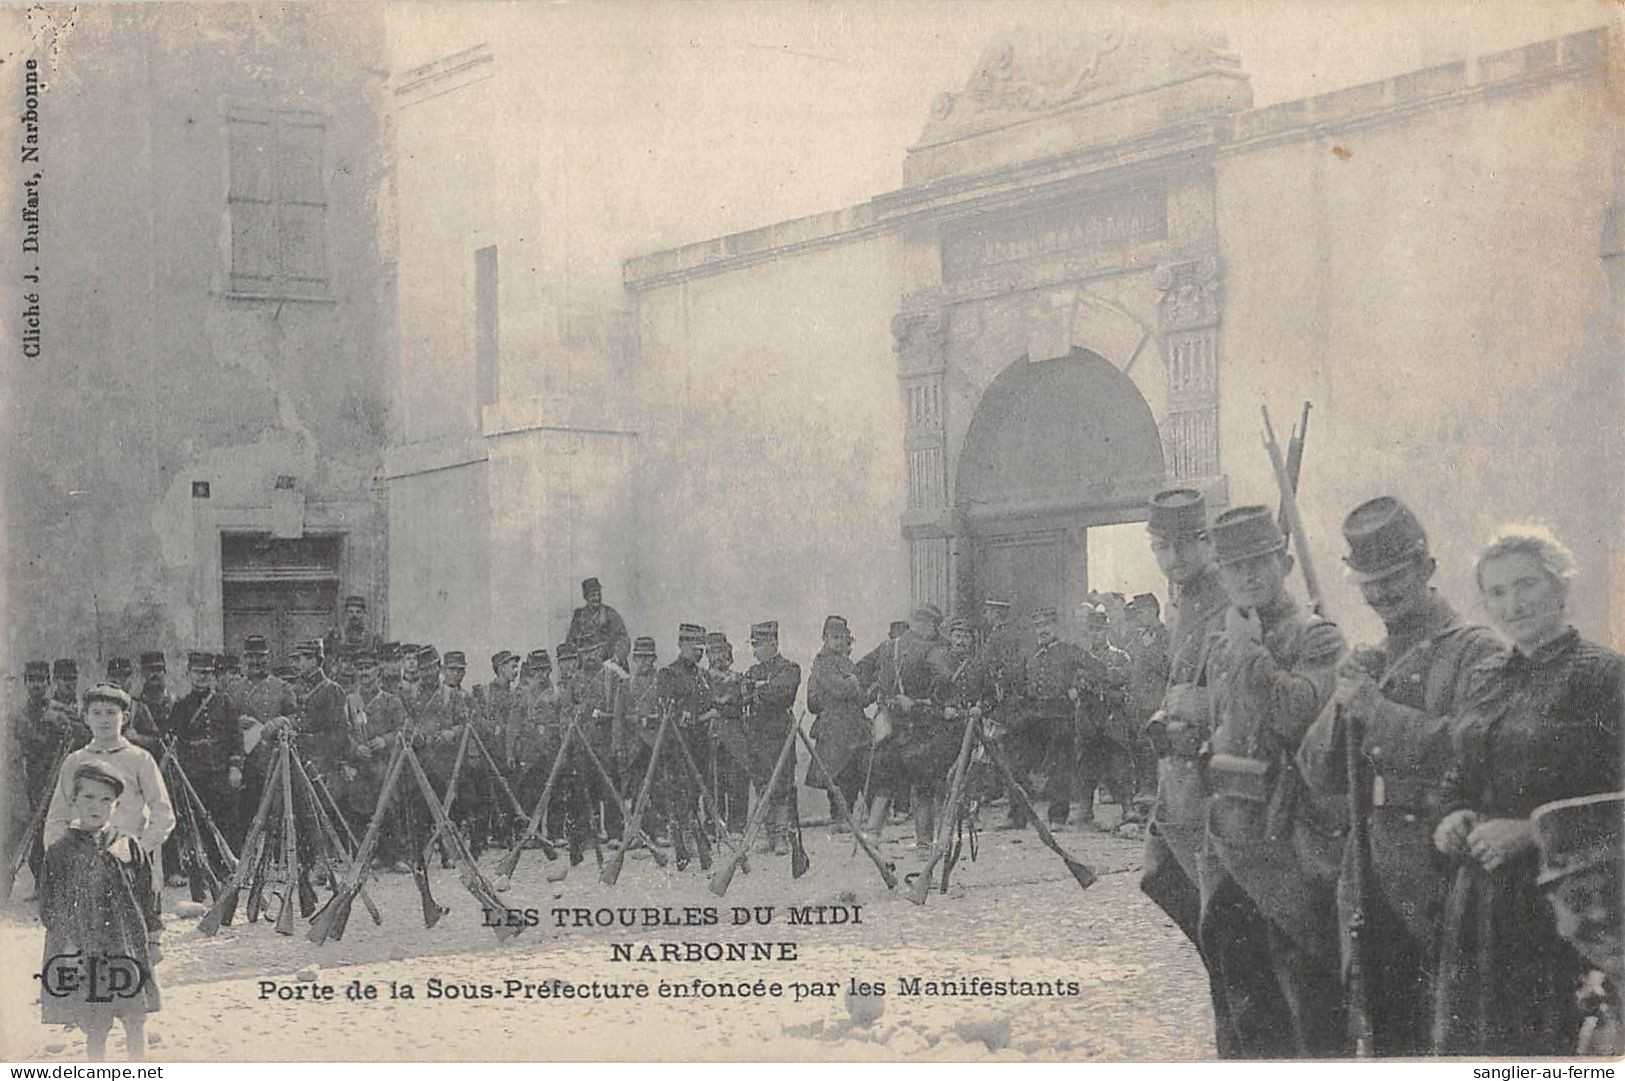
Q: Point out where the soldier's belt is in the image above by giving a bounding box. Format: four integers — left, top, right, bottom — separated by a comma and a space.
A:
1206, 753, 1272, 802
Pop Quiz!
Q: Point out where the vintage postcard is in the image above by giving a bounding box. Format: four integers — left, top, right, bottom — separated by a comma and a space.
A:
1, 0, 1621, 1066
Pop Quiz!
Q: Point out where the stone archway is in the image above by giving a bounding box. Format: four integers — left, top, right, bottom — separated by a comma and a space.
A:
953, 348, 1165, 622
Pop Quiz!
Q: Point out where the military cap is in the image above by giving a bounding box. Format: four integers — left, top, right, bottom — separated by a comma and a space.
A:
139, 650, 166, 669
354, 650, 379, 669
343, 594, 367, 610
1083, 604, 1109, 627
243, 634, 271, 656
678, 623, 707, 644
526, 649, 552, 670
705, 631, 730, 648
749, 620, 779, 642
491, 650, 515, 671
555, 641, 578, 662
53, 658, 78, 679
1211, 505, 1286, 565
1147, 487, 1209, 541
1534, 792, 1624, 887
1342, 496, 1430, 583
581, 577, 602, 596
948, 617, 972, 634
888, 621, 910, 638
291, 640, 322, 659
380, 642, 402, 662
72, 759, 125, 798
84, 682, 133, 711
443, 650, 467, 669
273, 662, 298, 680
632, 636, 657, 658
1030, 607, 1059, 626
981, 598, 1011, 611
219, 652, 241, 673
417, 645, 440, 667
105, 657, 134, 679
399, 643, 421, 659
24, 660, 50, 678
912, 602, 944, 625
186, 650, 216, 672
821, 615, 849, 637
1126, 592, 1159, 611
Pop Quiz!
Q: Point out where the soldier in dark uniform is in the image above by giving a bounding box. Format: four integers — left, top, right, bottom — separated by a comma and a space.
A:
473, 651, 520, 736
706, 631, 751, 833
807, 615, 870, 823
1533, 791, 1624, 1055
218, 652, 242, 683
10, 660, 68, 887
169, 652, 245, 863
135, 652, 173, 739
570, 635, 624, 840
655, 627, 713, 848
324, 595, 381, 670
1135, 488, 1236, 1054
1200, 505, 1346, 1057
439, 650, 498, 850
378, 643, 404, 697
47, 659, 89, 750
864, 605, 954, 847
1075, 604, 1134, 830
229, 635, 299, 840
398, 644, 423, 716
1296, 497, 1504, 1056
566, 577, 631, 671
506, 650, 558, 817
104, 658, 162, 754
1123, 593, 1168, 809
618, 636, 661, 780
347, 650, 409, 865
742, 621, 801, 855
1009, 609, 1086, 829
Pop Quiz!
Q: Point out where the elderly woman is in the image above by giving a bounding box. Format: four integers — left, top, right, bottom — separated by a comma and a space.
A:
1431, 526, 1624, 1054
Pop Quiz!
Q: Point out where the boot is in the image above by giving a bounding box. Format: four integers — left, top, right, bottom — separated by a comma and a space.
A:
1047, 800, 1071, 827
913, 797, 935, 851
863, 796, 891, 844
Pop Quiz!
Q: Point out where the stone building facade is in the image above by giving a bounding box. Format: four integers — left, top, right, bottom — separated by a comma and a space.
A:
3, 4, 395, 670
385, 21, 1623, 664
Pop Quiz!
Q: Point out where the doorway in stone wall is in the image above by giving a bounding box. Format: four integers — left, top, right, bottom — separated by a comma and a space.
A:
220, 533, 341, 662
956, 348, 1165, 624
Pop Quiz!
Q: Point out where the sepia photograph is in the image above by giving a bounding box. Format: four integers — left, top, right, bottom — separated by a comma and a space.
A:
1, 0, 1621, 1066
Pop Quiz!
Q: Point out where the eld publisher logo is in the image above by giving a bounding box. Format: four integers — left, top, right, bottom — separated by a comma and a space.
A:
36, 950, 148, 1003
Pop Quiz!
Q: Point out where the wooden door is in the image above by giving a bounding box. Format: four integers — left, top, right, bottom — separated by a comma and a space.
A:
972, 528, 1073, 624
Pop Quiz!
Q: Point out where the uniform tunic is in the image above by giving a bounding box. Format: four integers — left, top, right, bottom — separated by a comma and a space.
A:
742, 653, 802, 816
1432, 629, 1625, 1055
807, 648, 869, 793
566, 603, 632, 669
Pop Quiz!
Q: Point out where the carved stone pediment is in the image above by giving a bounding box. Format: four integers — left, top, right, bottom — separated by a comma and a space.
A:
920, 22, 1240, 144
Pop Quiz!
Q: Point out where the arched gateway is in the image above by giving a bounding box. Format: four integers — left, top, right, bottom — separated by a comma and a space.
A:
955, 349, 1165, 624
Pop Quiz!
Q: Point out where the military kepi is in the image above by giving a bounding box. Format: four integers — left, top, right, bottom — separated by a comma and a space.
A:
1211, 505, 1286, 565
24, 660, 49, 679
678, 623, 707, 644
1533, 791, 1624, 886
633, 636, 657, 658
186, 650, 216, 671
1342, 495, 1430, 582
822, 615, 848, 637
1148, 487, 1209, 541
750, 620, 779, 642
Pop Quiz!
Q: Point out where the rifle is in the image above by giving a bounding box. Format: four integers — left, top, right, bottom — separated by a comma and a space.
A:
467, 724, 549, 859
2, 731, 71, 899
398, 741, 519, 941
709, 713, 799, 896
1277, 401, 1311, 547
602, 705, 672, 885
165, 746, 238, 872
908, 707, 982, 904
307, 735, 409, 944
157, 739, 225, 903
669, 720, 732, 872
495, 714, 575, 881
785, 712, 811, 880
422, 721, 474, 867
974, 725, 1097, 892
200, 735, 288, 935
1262, 404, 1371, 1056
794, 725, 895, 890
275, 735, 299, 935
291, 755, 382, 926
572, 705, 660, 868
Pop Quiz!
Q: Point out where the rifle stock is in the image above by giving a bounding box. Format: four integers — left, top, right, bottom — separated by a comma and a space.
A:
976, 727, 1097, 891
709, 716, 797, 896
496, 721, 574, 880
1343, 705, 1375, 1056
603, 707, 673, 886
3, 735, 70, 899
200, 735, 286, 936
275, 736, 298, 935
794, 726, 894, 889
309, 736, 408, 944
907, 709, 981, 905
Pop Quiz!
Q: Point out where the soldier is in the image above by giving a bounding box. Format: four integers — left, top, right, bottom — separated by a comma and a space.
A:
217, 652, 242, 685
439, 650, 499, 851
265, 641, 350, 784
706, 631, 751, 833
570, 636, 624, 840
1136, 488, 1234, 1053
378, 643, 405, 697
104, 658, 162, 754
654, 627, 716, 851
473, 650, 521, 734
229, 635, 299, 839
1200, 505, 1346, 1057
324, 594, 381, 666
398, 643, 423, 716
9, 660, 70, 888
1075, 604, 1134, 830
554, 641, 580, 700
1102, 592, 1133, 651
868, 605, 957, 850
47, 659, 89, 749
168, 652, 245, 869
347, 650, 409, 867
742, 621, 802, 855
508, 650, 559, 818
135, 652, 174, 739
1532, 792, 1624, 1055
1296, 496, 1504, 1056
566, 577, 631, 670
622, 635, 662, 775
1123, 593, 1168, 808
807, 615, 870, 825
1008, 609, 1086, 829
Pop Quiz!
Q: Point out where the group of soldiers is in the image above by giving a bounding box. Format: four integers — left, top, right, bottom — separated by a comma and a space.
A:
1131, 487, 1622, 1058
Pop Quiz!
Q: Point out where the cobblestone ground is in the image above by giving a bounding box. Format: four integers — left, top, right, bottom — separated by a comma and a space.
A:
0, 803, 1213, 1062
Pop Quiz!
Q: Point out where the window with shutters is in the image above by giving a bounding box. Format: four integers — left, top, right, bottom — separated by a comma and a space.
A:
225, 106, 329, 300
